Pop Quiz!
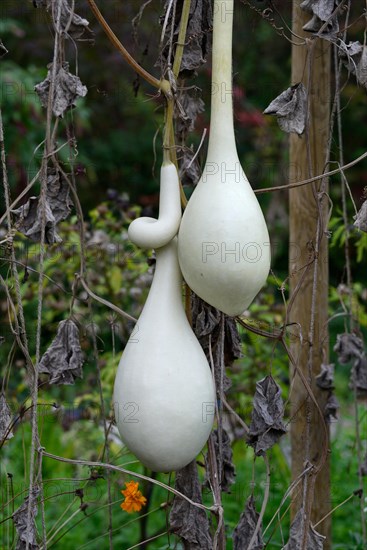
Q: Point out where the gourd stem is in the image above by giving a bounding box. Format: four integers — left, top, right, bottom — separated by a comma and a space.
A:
206, 0, 236, 162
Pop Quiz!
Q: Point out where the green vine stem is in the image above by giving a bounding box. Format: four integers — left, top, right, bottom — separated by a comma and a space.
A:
163, 0, 191, 169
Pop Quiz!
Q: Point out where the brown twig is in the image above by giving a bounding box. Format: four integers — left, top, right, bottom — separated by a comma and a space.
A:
87, 0, 171, 98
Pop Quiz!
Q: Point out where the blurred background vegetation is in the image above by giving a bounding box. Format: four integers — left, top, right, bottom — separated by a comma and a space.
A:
0, 1, 367, 548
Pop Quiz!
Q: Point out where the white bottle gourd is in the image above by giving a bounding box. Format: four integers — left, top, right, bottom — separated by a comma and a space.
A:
113, 162, 215, 472
178, 0, 271, 316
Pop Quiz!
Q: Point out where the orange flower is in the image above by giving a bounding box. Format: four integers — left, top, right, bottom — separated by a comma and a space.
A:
120, 481, 147, 513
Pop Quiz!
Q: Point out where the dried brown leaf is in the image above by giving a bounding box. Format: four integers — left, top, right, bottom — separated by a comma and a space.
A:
169, 460, 212, 549
283, 508, 325, 549
60, 0, 90, 39
247, 375, 286, 456
205, 428, 236, 493
159, 0, 212, 76
12, 170, 73, 244
191, 294, 241, 393
339, 41, 367, 88
0, 393, 13, 441
179, 146, 202, 186
351, 356, 367, 393
302, 13, 339, 37
300, 0, 337, 21
324, 393, 339, 422
39, 319, 84, 385
334, 333, 367, 393
33, 0, 90, 39
354, 200, 367, 232
334, 333, 364, 364
35, 62, 87, 118
263, 83, 307, 135
12, 486, 40, 550
315, 363, 335, 390
232, 495, 264, 550
176, 90, 205, 142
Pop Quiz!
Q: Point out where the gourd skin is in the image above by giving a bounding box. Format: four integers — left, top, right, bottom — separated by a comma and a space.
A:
128, 163, 181, 249
177, 0, 270, 316
113, 239, 215, 472
178, 175, 270, 316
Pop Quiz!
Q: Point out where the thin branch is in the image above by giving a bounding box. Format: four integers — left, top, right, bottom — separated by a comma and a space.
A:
40, 449, 218, 514
77, 275, 137, 323
87, 0, 171, 98
254, 151, 367, 194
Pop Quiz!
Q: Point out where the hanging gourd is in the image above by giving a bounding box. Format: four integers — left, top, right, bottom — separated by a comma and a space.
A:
113, 162, 215, 472
178, 0, 271, 316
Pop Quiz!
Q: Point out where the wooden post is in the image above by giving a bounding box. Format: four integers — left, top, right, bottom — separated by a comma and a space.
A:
289, 1, 331, 546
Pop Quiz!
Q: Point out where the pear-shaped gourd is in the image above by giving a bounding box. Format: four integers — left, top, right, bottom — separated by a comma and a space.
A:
177, 0, 270, 316
113, 162, 215, 472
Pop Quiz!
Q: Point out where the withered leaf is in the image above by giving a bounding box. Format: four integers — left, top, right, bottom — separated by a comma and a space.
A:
12, 170, 73, 244
0, 393, 13, 441
247, 375, 287, 456
12, 197, 59, 244
300, 0, 337, 21
334, 333, 364, 364
339, 41, 367, 88
35, 62, 87, 118
32, 0, 90, 39
350, 356, 367, 393
191, 294, 242, 394
354, 200, 367, 232
263, 83, 307, 135
179, 146, 202, 186
283, 508, 325, 549
159, 0, 212, 76
232, 495, 264, 550
302, 13, 339, 37
334, 333, 367, 394
324, 393, 339, 422
169, 460, 213, 549
175, 90, 205, 142
316, 363, 335, 390
12, 486, 40, 550
205, 429, 236, 493
39, 319, 84, 385
60, 0, 90, 39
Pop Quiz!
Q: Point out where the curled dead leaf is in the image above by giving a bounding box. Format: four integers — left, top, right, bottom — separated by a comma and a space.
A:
169, 460, 213, 549
283, 508, 325, 549
263, 83, 307, 135
39, 319, 84, 385
232, 495, 264, 550
334, 333, 367, 394
339, 41, 367, 88
316, 363, 335, 390
159, 0, 212, 76
247, 375, 287, 456
354, 199, 367, 232
12, 486, 40, 550
205, 428, 236, 493
324, 393, 339, 422
12, 170, 73, 244
35, 62, 87, 118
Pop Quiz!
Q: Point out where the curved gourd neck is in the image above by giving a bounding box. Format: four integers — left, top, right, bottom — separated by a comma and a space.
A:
145, 240, 183, 313
206, 0, 237, 163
